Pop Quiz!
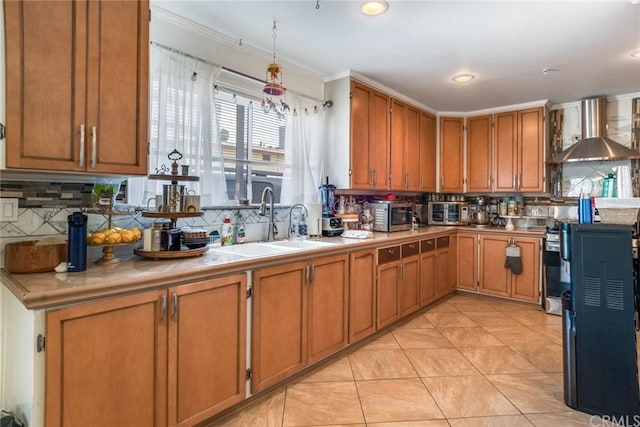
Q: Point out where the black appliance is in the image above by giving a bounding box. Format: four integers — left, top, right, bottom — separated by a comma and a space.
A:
562, 223, 640, 422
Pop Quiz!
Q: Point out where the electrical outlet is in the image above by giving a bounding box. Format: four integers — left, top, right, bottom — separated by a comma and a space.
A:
0, 198, 19, 222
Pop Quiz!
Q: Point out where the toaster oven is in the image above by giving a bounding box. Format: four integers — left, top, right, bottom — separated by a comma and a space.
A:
427, 201, 469, 225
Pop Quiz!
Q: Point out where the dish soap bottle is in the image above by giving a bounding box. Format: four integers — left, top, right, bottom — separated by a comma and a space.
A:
222, 217, 234, 246
235, 211, 246, 244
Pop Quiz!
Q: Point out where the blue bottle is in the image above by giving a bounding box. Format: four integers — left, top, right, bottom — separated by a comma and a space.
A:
67, 212, 88, 272
578, 194, 592, 224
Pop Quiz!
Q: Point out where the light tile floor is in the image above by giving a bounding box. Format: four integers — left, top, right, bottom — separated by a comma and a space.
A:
208, 293, 637, 427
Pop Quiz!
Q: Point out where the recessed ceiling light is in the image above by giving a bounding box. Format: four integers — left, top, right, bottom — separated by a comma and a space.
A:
360, 1, 389, 16
452, 73, 475, 84
631, 49, 640, 58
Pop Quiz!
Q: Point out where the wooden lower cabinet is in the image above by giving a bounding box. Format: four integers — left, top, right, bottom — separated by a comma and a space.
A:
45, 274, 246, 427
46, 290, 167, 427
435, 235, 453, 297
479, 235, 541, 303
399, 242, 420, 317
349, 249, 377, 343
252, 254, 348, 393
168, 276, 247, 426
457, 232, 478, 291
419, 238, 437, 306
377, 259, 401, 329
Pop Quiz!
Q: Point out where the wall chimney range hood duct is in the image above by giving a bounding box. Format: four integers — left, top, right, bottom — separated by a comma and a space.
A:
550, 96, 640, 163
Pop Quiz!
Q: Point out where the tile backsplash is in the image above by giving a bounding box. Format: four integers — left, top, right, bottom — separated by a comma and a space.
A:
0, 181, 289, 266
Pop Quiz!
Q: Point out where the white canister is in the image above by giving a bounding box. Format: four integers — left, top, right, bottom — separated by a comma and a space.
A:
616, 165, 633, 198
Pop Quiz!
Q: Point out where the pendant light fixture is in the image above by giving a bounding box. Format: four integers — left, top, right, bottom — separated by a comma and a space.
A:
262, 20, 289, 118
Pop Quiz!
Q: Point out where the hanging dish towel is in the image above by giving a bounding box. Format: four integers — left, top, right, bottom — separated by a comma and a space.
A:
504, 243, 522, 275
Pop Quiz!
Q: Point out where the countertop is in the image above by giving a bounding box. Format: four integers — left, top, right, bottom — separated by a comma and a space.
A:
1, 226, 544, 310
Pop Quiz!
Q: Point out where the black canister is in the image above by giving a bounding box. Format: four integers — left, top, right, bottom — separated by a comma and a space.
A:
67, 212, 88, 272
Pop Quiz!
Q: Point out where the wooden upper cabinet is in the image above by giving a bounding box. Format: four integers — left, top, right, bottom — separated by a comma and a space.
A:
466, 115, 493, 192
350, 81, 390, 189
439, 117, 464, 192
390, 99, 406, 191
390, 99, 420, 191
518, 107, 545, 192
419, 111, 437, 192
5, 0, 148, 175
493, 107, 545, 192
493, 111, 518, 192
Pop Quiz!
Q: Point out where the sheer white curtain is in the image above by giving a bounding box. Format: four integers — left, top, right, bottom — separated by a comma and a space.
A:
280, 93, 325, 205
129, 45, 229, 206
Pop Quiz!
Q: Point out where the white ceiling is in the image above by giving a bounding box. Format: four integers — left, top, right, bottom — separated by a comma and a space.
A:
153, 0, 640, 112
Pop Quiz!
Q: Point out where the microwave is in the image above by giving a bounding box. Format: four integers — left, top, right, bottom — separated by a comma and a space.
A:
371, 201, 414, 232
427, 201, 469, 225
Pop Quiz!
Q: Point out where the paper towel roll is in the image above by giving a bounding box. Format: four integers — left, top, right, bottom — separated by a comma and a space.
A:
305, 203, 323, 236
616, 166, 633, 198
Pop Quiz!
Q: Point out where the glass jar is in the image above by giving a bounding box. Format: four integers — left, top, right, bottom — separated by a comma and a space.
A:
507, 199, 518, 216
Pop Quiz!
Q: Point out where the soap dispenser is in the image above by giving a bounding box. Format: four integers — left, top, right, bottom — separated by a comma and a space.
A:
222, 217, 234, 246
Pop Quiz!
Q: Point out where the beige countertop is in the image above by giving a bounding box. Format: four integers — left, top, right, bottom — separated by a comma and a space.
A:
1, 226, 543, 310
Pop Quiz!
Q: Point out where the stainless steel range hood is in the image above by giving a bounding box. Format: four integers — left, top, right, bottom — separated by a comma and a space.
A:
550, 96, 640, 163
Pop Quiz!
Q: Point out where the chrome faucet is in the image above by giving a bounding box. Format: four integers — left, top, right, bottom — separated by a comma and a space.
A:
258, 187, 277, 241
288, 203, 309, 240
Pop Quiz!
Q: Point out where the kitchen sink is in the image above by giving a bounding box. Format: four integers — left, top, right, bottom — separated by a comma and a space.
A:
263, 239, 337, 249
210, 242, 296, 258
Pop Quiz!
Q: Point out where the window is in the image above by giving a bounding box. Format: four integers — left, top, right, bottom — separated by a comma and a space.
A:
215, 90, 286, 203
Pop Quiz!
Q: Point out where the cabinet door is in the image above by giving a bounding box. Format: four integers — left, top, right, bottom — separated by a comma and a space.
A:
447, 234, 458, 291
405, 105, 421, 191
435, 249, 450, 296
419, 111, 437, 192
46, 290, 167, 427
168, 275, 246, 427
493, 112, 518, 192
419, 251, 436, 306
86, 0, 148, 175
5, 0, 86, 171
349, 249, 377, 343
377, 261, 400, 329
350, 81, 374, 189
467, 115, 493, 192
458, 233, 478, 291
370, 89, 390, 190
479, 235, 511, 297
308, 254, 349, 363
400, 256, 420, 317
518, 107, 545, 192
439, 117, 464, 192
511, 238, 541, 302
390, 99, 406, 191
252, 262, 308, 392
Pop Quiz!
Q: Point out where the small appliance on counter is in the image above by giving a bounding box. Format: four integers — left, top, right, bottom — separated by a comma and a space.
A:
371, 201, 413, 232
427, 201, 468, 225
322, 217, 344, 236
319, 177, 344, 236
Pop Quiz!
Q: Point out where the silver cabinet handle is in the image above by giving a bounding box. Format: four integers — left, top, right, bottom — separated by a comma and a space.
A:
160, 294, 167, 323
370, 168, 374, 186
405, 172, 409, 189
373, 169, 377, 186
513, 174, 516, 189
305, 265, 311, 284
310, 265, 315, 283
91, 126, 97, 169
518, 174, 522, 191
79, 124, 85, 168
171, 293, 178, 320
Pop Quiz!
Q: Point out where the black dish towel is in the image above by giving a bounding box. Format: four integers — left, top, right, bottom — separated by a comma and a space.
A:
504, 244, 522, 275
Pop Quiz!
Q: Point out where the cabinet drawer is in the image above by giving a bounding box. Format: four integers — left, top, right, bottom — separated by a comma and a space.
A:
421, 238, 436, 253
402, 242, 419, 258
378, 246, 401, 264
436, 236, 450, 249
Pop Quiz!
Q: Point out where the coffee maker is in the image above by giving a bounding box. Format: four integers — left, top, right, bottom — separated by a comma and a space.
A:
319, 177, 343, 236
